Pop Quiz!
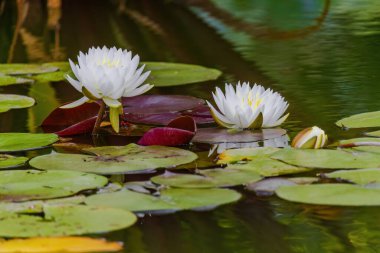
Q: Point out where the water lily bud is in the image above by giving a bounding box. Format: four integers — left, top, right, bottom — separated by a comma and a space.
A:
206, 82, 289, 129
291, 126, 328, 149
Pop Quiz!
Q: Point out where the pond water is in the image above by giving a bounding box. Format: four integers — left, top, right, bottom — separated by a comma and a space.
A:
1, 0, 380, 252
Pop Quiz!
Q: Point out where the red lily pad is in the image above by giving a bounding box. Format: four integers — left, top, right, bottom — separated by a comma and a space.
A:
138, 116, 196, 146
122, 95, 205, 114
123, 104, 214, 126
192, 128, 287, 144
41, 103, 99, 136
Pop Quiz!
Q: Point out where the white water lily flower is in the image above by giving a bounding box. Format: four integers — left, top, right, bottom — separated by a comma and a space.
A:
207, 82, 289, 129
291, 126, 328, 149
61, 46, 153, 132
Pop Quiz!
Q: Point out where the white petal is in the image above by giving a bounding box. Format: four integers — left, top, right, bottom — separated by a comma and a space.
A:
60, 97, 89, 109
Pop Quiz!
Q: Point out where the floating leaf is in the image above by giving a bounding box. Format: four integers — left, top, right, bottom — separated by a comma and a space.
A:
247, 178, 296, 196
0, 205, 136, 237
176, 151, 217, 170
193, 128, 287, 144
0, 196, 85, 214
0, 170, 107, 202
122, 95, 205, 114
0, 133, 58, 152
324, 168, 380, 185
138, 116, 196, 146
142, 62, 222, 87
226, 158, 310, 177
0, 74, 33, 86
85, 188, 241, 213
271, 148, 380, 169
0, 237, 122, 253
0, 155, 28, 169
339, 137, 380, 153
42, 102, 100, 136
30, 143, 198, 174
366, 130, 380, 137
32, 62, 72, 82
151, 169, 261, 188
218, 147, 280, 163
336, 111, 380, 129
0, 94, 35, 113
0, 64, 58, 75
276, 184, 380, 206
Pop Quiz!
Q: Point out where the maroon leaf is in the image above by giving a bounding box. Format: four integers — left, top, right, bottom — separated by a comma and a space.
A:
123, 112, 182, 126
122, 95, 204, 114
138, 116, 196, 146
42, 102, 99, 127
55, 116, 97, 136
41, 102, 99, 136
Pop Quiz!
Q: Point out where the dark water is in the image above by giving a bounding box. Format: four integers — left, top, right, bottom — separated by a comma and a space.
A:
1, 0, 380, 252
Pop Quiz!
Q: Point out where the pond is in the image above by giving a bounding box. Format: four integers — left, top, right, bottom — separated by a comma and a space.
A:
1, 0, 380, 252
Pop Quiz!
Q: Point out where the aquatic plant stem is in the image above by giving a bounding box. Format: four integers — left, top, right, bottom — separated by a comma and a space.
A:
92, 101, 106, 136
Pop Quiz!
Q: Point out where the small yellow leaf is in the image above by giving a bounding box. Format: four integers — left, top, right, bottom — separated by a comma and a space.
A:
109, 106, 120, 133
0, 237, 123, 253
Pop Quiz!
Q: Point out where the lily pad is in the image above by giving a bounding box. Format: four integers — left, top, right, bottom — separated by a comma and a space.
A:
0, 155, 28, 169
32, 62, 72, 82
226, 158, 310, 177
143, 62, 222, 87
276, 184, 380, 206
0, 196, 85, 214
336, 111, 380, 129
0, 94, 35, 113
0, 205, 136, 237
30, 143, 198, 174
151, 169, 261, 188
0, 74, 33, 86
122, 95, 204, 114
138, 116, 196, 146
365, 130, 380, 137
0, 237, 123, 253
0, 170, 107, 202
339, 137, 380, 153
218, 147, 280, 163
0, 133, 58, 152
192, 128, 287, 144
0, 64, 58, 75
85, 188, 241, 213
271, 148, 380, 169
324, 168, 380, 185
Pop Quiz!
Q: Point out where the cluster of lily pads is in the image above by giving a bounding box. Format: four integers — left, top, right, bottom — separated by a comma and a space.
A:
1, 47, 380, 252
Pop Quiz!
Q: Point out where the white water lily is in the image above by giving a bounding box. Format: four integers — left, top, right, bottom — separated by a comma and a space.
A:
207, 82, 289, 129
291, 126, 328, 149
61, 46, 153, 132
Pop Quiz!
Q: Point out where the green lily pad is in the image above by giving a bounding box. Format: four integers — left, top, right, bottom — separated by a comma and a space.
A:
0, 94, 35, 113
0, 74, 33, 86
0, 155, 28, 169
0, 64, 58, 75
0, 133, 58, 152
218, 147, 280, 164
85, 188, 241, 213
151, 169, 261, 188
226, 158, 310, 177
365, 130, 380, 137
336, 111, 380, 129
276, 184, 380, 206
143, 62, 222, 87
0, 196, 85, 213
339, 137, 380, 145
0, 205, 136, 237
30, 143, 198, 174
324, 168, 380, 185
32, 62, 72, 82
271, 148, 380, 169
0, 170, 107, 202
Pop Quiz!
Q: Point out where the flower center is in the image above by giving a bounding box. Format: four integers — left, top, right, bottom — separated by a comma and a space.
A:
98, 58, 121, 68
